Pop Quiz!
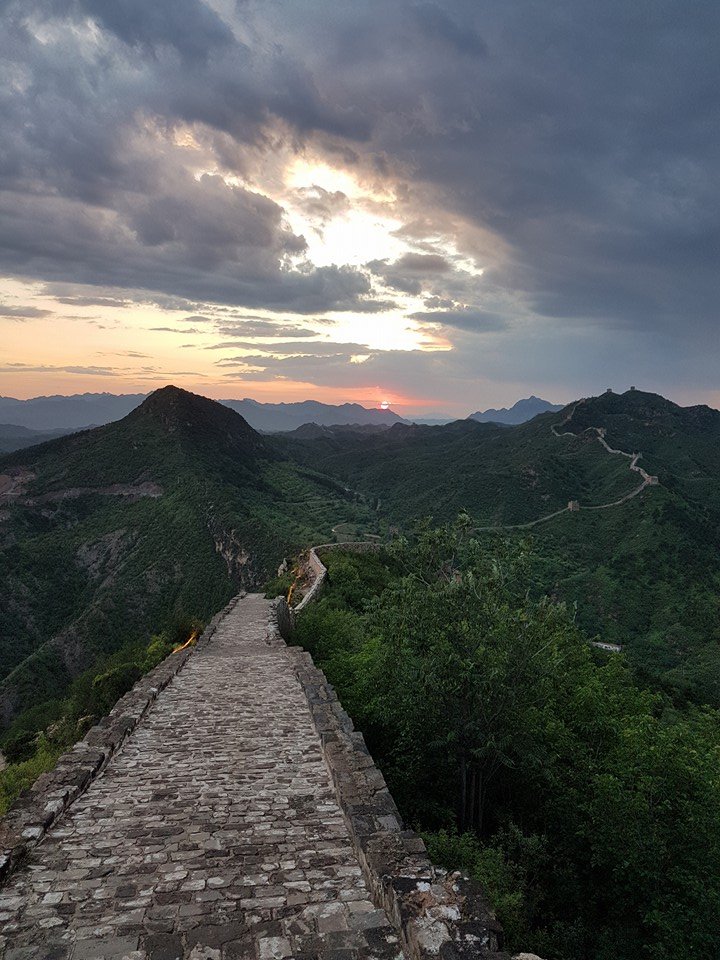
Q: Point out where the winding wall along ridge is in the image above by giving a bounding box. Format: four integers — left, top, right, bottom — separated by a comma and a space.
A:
476, 401, 659, 532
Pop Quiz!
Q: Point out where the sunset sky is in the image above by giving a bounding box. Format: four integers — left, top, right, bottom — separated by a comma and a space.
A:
1, 1, 718, 415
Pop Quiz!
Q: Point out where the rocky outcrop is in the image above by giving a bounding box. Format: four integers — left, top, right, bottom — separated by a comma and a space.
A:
209, 522, 253, 585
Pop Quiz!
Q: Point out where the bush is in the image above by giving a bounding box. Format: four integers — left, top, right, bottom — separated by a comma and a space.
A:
90, 663, 143, 715
2, 729, 38, 765
265, 571, 295, 599
293, 520, 720, 960
0, 738, 62, 814
423, 828, 546, 948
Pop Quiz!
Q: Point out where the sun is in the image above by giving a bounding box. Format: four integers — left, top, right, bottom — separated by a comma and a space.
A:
380, 400, 390, 410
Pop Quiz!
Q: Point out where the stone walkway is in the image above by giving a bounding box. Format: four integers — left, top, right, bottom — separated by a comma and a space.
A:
0, 595, 405, 960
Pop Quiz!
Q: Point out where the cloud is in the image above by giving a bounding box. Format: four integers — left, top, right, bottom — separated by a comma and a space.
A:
216, 340, 368, 359
267, 1, 720, 340
55, 296, 132, 308
214, 321, 322, 339
368, 253, 454, 295
293, 186, 351, 228
149, 326, 204, 334
412, 3, 488, 58
0, 2, 379, 314
75, 0, 235, 63
99, 350, 150, 358
1, 0, 718, 403
410, 307, 508, 332
0, 304, 52, 319
0, 363, 119, 376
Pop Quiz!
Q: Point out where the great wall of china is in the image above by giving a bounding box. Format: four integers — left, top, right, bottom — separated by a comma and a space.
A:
0, 571, 537, 959
0, 405, 653, 959
475, 402, 659, 533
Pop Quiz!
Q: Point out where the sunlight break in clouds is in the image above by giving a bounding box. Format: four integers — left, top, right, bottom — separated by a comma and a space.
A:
1, 0, 718, 412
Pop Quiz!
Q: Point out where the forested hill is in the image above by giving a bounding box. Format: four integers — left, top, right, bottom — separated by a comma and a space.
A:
3, 384, 720, 731
0, 386, 373, 723
274, 390, 720, 705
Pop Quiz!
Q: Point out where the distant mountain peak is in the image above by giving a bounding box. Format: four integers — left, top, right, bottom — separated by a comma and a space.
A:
129, 386, 265, 454
470, 396, 563, 425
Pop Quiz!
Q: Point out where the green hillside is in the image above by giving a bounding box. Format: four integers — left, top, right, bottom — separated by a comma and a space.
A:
3, 383, 719, 767
273, 412, 644, 526
288, 533, 720, 960
275, 390, 720, 704
0, 386, 372, 723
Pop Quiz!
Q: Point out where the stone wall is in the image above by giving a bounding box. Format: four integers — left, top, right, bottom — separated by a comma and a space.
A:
0, 595, 241, 890
286, 640, 512, 959
277, 541, 381, 638
280, 543, 542, 960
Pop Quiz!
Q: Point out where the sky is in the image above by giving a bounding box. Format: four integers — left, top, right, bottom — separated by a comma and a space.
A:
1, 0, 718, 417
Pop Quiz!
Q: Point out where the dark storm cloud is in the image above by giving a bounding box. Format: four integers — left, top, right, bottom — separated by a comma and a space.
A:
75, 0, 235, 62
0, 181, 380, 311
1, 0, 718, 382
0, 0, 376, 313
412, 3, 488, 58
272, 0, 720, 340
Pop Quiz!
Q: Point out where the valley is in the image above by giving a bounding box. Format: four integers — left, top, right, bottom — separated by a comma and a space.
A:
3, 384, 720, 735
1, 384, 719, 960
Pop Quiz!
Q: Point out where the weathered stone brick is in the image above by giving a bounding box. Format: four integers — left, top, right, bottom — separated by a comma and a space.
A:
0, 593, 509, 960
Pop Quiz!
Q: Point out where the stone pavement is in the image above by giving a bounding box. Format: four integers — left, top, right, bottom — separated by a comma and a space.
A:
0, 595, 406, 960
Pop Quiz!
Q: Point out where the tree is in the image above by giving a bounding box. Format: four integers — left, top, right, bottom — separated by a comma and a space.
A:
365, 516, 589, 833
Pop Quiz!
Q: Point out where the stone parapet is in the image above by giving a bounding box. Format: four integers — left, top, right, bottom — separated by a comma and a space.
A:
0, 595, 242, 890
286, 641, 513, 959
277, 541, 381, 638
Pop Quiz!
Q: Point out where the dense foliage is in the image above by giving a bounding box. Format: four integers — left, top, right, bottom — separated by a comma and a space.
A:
293, 525, 720, 960
0, 615, 197, 814
0, 387, 376, 721
279, 390, 720, 707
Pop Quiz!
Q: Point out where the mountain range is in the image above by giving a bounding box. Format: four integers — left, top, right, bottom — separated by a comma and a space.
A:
0, 392, 562, 439
0, 424, 74, 454
0, 393, 146, 431
276, 388, 720, 704
2, 385, 719, 735
221, 398, 405, 431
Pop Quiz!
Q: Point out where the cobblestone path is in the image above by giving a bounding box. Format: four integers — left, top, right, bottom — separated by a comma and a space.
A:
0, 595, 405, 960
